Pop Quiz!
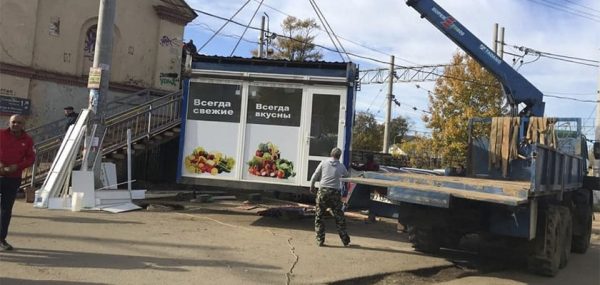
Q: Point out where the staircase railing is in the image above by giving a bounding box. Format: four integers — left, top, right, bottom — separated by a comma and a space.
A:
22, 90, 183, 189
26, 89, 166, 145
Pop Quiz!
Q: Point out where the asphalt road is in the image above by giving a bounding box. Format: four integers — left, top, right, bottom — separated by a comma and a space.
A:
0, 197, 598, 285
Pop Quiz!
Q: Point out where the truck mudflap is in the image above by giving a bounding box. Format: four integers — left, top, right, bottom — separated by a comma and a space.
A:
343, 172, 530, 208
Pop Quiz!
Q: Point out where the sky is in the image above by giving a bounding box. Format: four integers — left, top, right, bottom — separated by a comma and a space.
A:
183, 0, 600, 139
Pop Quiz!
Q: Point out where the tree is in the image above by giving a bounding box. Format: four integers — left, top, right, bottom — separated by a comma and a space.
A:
352, 112, 382, 151
399, 136, 439, 169
389, 116, 410, 145
253, 16, 323, 61
352, 111, 410, 151
423, 51, 506, 167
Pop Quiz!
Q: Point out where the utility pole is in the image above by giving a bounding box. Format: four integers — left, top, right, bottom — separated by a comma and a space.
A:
85, 0, 116, 181
493, 23, 505, 59
382, 55, 394, 153
258, 16, 265, 58
493, 23, 498, 53
594, 60, 600, 176
499, 26, 505, 59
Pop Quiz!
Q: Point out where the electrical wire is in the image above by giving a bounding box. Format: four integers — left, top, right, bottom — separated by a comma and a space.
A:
308, 0, 351, 62
307, 0, 342, 61
252, 0, 419, 64
230, 0, 264, 56
562, 0, 600, 14
539, 0, 600, 18
505, 47, 599, 68
544, 94, 599, 103
198, 0, 251, 51
525, 0, 600, 22
366, 87, 384, 113
188, 5, 596, 104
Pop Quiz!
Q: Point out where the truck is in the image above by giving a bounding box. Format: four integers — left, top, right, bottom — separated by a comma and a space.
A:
344, 0, 595, 277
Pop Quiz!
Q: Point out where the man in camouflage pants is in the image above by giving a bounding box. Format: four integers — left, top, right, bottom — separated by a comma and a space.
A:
310, 147, 350, 247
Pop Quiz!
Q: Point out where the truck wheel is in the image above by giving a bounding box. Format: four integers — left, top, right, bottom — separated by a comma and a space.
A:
558, 207, 572, 269
572, 190, 592, 254
527, 205, 563, 277
407, 225, 440, 253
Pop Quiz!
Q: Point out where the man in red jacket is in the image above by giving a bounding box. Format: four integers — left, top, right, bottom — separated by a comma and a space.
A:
0, 114, 35, 250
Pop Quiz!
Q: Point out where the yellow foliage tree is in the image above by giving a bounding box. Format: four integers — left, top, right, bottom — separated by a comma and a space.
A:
423, 52, 506, 167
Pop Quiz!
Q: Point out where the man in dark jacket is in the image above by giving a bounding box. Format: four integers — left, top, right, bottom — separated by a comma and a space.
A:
0, 115, 35, 250
64, 106, 78, 132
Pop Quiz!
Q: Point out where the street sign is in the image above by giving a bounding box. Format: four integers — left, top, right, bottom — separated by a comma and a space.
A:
0, 95, 31, 115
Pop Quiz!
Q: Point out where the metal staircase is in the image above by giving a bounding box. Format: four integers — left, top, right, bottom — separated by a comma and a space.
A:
21, 89, 183, 190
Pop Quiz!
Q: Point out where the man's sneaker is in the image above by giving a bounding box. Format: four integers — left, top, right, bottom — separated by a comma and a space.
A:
317, 240, 324, 247
342, 237, 350, 247
0, 240, 14, 251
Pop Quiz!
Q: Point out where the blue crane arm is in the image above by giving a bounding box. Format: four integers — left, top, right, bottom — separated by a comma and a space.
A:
406, 0, 545, 116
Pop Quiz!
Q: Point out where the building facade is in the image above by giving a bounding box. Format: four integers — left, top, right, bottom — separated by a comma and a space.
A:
0, 0, 196, 128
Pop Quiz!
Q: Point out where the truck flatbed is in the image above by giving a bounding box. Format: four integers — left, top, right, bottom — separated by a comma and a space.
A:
344, 172, 531, 207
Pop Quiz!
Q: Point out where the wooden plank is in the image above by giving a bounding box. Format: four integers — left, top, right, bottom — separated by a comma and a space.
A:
344, 177, 528, 206
501, 117, 511, 177
489, 117, 498, 168
366, 172, 530, 196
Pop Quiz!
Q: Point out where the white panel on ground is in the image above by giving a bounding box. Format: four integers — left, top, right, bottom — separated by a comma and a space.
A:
100, 162, 118, 189
99, 203, 142, 213
34, 109, 90, 208
72, 170, 96, 208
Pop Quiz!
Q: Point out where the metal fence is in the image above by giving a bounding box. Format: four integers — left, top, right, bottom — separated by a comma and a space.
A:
21, 90, 183, 190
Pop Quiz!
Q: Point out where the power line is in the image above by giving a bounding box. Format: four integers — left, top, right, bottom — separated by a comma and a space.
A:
366, 87, 384, 113
308, 0, 350, 61
188, 5, 595, 97
198, 0, 252, 51
540, 0, 600, 18
505, 49, 599, 68
544, 91, 597, 96
230, 0, 264, 56
190, 22, 257, 44
252, 0, 420, 65
525, 0, 600, 22
544, 94, 599, 103
562, 0, 600, 14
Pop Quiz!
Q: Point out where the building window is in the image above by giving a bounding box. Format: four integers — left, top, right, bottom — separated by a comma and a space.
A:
83, 25, 97, 64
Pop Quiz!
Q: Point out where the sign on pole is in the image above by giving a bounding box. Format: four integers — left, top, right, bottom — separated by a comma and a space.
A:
87, 67, 102, 89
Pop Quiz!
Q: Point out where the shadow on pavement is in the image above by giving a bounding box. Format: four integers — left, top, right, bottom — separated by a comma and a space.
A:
0, 248, 281, 272
11, 232, 230, 252
250, 215, 409, 243
13, 214, 144, 225
0, 278, 108, 285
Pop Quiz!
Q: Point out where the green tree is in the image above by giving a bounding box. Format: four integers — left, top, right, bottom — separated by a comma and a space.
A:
253, 16, 323, 61
352, 111, 382, 151
389, 116, 410, 145
423, 51, 506, 167
352, 111, 410, 151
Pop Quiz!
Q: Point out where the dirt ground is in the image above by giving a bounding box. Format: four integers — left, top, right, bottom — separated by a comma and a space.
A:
0, 192, 598, 285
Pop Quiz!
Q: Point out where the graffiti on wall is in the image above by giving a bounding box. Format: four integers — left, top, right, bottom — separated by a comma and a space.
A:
159, 72, 178, 87
49, 17, 60, 36
160, 36, 181, 47
84, 25, 97, 62
0, 88, 16, 96
63, 52, 71, 63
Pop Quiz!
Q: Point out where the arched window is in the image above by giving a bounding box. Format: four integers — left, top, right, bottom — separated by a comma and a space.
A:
82, 24, 97, 74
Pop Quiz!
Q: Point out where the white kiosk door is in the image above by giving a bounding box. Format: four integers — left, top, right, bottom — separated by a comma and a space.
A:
301, 88, 347, 186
